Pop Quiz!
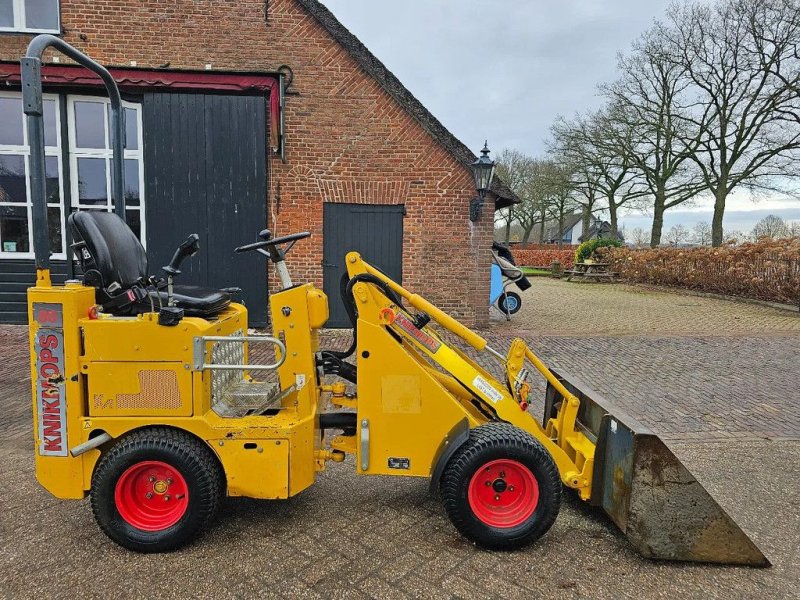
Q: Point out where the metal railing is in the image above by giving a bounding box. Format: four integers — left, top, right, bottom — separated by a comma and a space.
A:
192, 335, 286, 372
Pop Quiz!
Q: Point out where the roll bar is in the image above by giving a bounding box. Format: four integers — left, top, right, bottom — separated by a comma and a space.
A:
22, 35, 125, 270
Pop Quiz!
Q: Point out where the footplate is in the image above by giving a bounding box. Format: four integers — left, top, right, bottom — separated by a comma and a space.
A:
213, 381, 292, 418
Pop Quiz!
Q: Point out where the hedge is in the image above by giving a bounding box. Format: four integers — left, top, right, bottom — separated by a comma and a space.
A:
601, 238, 800, 307
514, 248, 575, 268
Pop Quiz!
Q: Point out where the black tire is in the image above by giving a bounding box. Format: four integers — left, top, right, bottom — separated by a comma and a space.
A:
440, 423, 561, 550
91, 427, 224, 552
498, 291, 522, 315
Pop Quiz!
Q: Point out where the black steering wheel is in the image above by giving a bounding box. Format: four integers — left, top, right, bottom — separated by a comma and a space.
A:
235, 229, 311, 257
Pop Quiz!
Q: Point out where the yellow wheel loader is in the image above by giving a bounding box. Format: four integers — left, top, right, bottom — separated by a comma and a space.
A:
23, 36, 768, 565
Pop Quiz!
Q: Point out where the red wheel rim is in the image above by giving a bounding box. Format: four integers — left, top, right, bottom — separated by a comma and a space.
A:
114, 461, 189, 531
468, 459, 539, 528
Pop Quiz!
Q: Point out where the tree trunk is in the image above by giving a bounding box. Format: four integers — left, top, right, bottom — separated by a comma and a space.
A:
608, 197, 619, 237
522, 223, 535, 243
581, 206, 592, 243
711, 184, 727, 247
650, 188, 666, 247
557, 209, 565, 249
504, 207, 513, 242
538, 213, 546, 243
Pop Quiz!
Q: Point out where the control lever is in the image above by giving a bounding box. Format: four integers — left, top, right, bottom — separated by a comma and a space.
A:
162, 234, 200, 307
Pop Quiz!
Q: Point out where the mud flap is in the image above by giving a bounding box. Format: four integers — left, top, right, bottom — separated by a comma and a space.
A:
544, 372, 770, 567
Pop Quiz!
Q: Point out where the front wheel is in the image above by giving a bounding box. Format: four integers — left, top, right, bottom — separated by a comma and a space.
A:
440, 423, 561, 550
91, 427, 224, 552
498, 291, 522, 315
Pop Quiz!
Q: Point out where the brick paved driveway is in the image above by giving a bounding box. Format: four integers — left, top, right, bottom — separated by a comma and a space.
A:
1, 280, 798, 598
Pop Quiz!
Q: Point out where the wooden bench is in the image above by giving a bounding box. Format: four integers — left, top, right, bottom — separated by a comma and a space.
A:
565, 262, 619, 282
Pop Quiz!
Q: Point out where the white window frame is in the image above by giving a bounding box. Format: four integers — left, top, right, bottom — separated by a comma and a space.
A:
0, 0, 61, 34
0, 90, 65, 260
67, 94, 146, 249
0, 92, 146, 261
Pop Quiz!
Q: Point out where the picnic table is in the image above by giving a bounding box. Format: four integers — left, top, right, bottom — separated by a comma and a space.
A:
564, 261, 620, 282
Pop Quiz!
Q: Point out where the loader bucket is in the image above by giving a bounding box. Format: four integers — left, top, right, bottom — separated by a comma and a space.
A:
543, 372, 770, 567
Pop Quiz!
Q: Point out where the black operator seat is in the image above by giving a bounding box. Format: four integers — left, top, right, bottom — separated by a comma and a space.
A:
67, 211, 230, 318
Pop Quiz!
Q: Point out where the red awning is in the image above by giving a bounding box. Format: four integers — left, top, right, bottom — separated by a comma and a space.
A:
0, 63, 282, 148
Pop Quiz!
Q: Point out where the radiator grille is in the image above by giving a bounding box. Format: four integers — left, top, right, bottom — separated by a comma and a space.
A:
116, 370, 181, 409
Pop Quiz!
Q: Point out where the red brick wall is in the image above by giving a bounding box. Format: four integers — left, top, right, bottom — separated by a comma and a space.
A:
0, 0, 491, 326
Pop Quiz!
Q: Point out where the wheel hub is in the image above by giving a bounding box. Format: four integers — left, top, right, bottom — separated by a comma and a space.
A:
114, 460, 189, 531
468, 459, 539, 528
492, 478, 508, 493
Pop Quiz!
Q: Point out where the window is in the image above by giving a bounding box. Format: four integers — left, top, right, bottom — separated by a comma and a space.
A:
0, 0, 60, 33
0, 91, 63, 257
68, 96, 146, 243
0, 91, 145, 260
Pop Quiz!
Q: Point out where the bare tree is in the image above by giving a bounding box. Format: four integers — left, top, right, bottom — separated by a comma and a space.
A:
539, 159, 580, 247
723, 229, 752, 244
550, 108, 648, 237
692, 221, 713, 245
630, 226, 650, 246
516, 158, 563, 243
751, 214, 791, 238
603, 25, 704, 247
790, 220, 800, 238
665, 0, 800, 246
494, 149, 535, 242
665, 224, 691, 245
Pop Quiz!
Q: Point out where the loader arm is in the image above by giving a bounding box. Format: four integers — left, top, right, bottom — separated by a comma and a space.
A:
345, 253, 595, 499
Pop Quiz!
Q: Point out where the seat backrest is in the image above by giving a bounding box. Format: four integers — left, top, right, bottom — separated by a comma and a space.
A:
68, 211, 148, 290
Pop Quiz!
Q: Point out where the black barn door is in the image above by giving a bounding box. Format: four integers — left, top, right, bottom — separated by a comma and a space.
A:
323, 203, 404, 328
143, 93, 268, 325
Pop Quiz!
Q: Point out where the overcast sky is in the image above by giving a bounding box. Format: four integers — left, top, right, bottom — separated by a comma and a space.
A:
320, 0, 800, 232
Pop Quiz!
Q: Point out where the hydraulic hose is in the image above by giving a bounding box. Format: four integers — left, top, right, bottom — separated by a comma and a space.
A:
325, 273, 404, 360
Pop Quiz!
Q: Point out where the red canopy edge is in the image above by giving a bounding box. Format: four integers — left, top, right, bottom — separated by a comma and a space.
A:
0, 63, 281, 149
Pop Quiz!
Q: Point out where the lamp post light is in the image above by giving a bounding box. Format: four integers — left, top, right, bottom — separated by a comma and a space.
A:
470, 141, 496, 222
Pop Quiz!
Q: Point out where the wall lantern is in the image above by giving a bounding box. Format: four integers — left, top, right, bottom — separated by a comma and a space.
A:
470, 141, 495, 222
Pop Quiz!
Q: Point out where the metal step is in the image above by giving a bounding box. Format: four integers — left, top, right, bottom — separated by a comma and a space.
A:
213, 380, 289, 418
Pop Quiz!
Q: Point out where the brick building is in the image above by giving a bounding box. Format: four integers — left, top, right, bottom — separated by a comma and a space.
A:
0, 0, 515, 326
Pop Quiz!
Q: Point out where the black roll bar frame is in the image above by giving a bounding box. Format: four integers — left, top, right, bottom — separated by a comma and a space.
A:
22, 34, 125, 270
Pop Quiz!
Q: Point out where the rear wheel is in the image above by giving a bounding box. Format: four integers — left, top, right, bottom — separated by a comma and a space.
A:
91, 427, 224, 552
440, 423, 561, 550
498, 291, 522, 315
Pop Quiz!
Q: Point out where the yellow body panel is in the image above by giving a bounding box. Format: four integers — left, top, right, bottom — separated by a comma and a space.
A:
213, 438, 289, 498
355, 320, 480, 476
28, 281, 94, 499
88, 362, 193, 417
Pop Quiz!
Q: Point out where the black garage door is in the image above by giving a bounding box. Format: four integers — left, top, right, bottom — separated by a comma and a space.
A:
143, 93, 269, 326
322, 203, 404, 328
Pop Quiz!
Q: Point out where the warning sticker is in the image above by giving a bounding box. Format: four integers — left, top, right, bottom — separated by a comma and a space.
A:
388, 457, 410, 470
473, 375, 504, 404
392, 312, 441, 353
295, 373, 306, 390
